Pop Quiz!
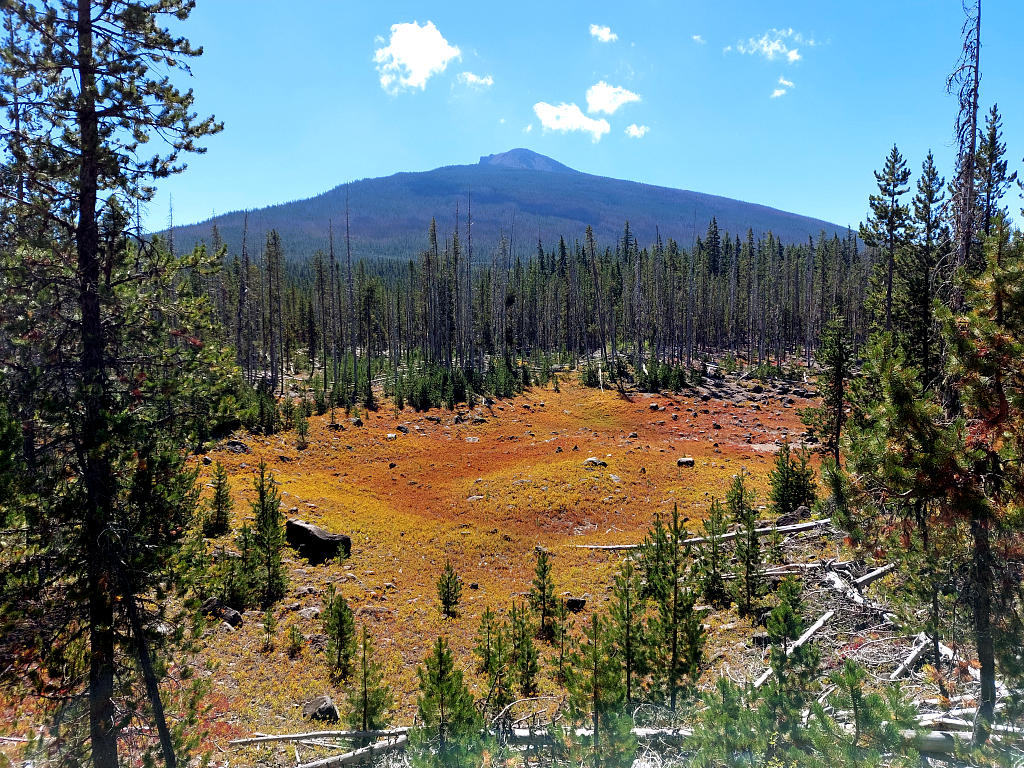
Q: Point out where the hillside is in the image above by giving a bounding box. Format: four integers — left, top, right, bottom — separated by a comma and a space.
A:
169, 149, 850, 261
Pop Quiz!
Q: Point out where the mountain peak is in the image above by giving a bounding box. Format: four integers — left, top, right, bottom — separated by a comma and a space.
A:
478, 148, 577, 174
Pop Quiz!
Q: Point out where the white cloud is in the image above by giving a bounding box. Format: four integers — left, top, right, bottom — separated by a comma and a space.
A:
374, 21, 460, 93
625, 123, 649, 138
589, 24, 618, 43
524, 124, 533, 133
585, 81, 640, 115
771, 88, 787, 98
533, 102, 610, 142
692, 34, 706, 44
458, 71, 493, 88
778, 76, 794, 88
733, 28, 811, 63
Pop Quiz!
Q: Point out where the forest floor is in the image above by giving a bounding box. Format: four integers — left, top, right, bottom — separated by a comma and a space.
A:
2, 373, 839, 764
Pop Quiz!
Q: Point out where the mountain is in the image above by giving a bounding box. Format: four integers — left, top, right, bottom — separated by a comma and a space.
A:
170, 149, 849, 262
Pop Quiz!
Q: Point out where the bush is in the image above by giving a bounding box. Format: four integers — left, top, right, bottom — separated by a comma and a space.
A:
437, 560, 462, 618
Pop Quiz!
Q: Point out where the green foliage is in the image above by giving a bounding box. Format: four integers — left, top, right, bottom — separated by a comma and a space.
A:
564, 614, 635, 768
403, 364, 470, 411
801, 316, 851, 464
325, 585, 356, 678
203, 461, 233, 538
484, 620, 514, 715
635, 354, 690, 393
346, 626, 392, 731
262, 609, 277, 652
294, 406, 309, 450
415, 636, 482, 752
474, 607, 498, 673
768, 443, 817, 518
580, 363, 601, 388
509, 600, 539, 696
252, 462, 287, 607
729, 470, 764, 618
437, 560, 462, 618
287, 624, 304, 657
529, 548, 557, 640
697, 499, 730, 607
609, 558, 648, 703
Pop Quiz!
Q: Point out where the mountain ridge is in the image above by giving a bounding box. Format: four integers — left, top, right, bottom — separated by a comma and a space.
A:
169, 150, 851, 262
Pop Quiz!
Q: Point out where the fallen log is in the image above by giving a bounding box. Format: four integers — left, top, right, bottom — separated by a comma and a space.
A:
576, 519, 833, 551
853, 563, 896, 588
229, 728, 409, 746
890, 634, 930, 681
295, 734, 407, 768
754, 610, 835, 688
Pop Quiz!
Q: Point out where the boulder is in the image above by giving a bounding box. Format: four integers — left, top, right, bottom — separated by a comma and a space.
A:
677, 457, 695, 467
302, 695, 339, 722
298, 606, 322, 620
224, 439, 249, 454
286, 518, 351, 564
565, 597, 587, 612
349, 417, 363, 427
396, 425, 410, 434
201, 455, 212, 465
200, 597, 242, 628
793, 505, 812, 520
583, 457, 607, 468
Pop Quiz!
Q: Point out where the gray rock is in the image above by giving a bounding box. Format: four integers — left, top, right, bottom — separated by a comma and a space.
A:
583, 457, 607, 467
298, 606, 322, 620
286, 518, 352, 564
349, 417, 363, 427
565, 597, 587, 612
224, 439, 249, 454
396, 425, 410, 434
302, 695, 339, 722
677, 457, 695, 467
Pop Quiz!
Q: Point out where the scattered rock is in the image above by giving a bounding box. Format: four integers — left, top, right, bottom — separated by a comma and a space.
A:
201, 455, 212, 465
396, 425, 410, 434
224, 439, 249, 454
712, 422, 722, 430
385, 433, 397, 441
583, 457, 607, 468
555, 446, 563, 453
302, 695, 339, 722
610, 474, 621, 483
751, 384, 764, 394
349, 416, 363, 427
467, 495, 484, 502
627, 431, 638, 439
388, 462, 397, 469
793, 505, 812, 520
295, 586, 318, 597
677, 457, 696, 467
286, 519, 352, 564
649, 403, 660, 411
469, 583, 479, 590
307, 633, 328, 651
298, 606, 321, 620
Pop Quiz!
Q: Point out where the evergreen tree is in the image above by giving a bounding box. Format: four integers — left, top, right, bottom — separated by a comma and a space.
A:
529, 547, 557, 640
609, 558, 648, 704
324, 584, 356, 678
204, 461, 233, 538
768, 443, 816, 518
509, 600, 539, 696
860, 145, 912, 332
474, 606, 498, 673
0, 4, 222, 765
437, 560, 462, 618
729, 470, 763, 618
801, 316, 851, 464
696, 499, 729, 607
415, 636, 481, 752
485, 622, 514, 715
252, 462, 287, 606
564, 614, 634, 768
975, 104, 1017, 240
346, 626, 392, 731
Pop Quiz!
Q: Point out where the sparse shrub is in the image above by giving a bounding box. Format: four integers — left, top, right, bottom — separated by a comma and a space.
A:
287, 624, 304, 657
437, 560, 462, 618
529, 548, 556, 640
262, 608, 276, 651
324, 584, 355, 678
295, 407, 309, 450
203, 461, 232, 538
252, 462, 287, 607
346, 626, 392, 731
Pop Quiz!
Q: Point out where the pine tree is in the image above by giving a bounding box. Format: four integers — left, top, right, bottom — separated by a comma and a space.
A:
801, 316, 851, 465
697, 499, 729, 607
509, 600, 539, 696
0, 5, 222, 766
860, 145, 912, 332
529, 547, 557, 640
474, 606, 498, 673
204, 461, 233, 538
485, 622, 514, 715
729, 470, 763, 618
415, 636, 481, 751
974, 104, 1017, 240
609, 558, 647, 704
346, 626, 392, 731
768, 443, 816, 518
437, 560, 462, 618
324, 584, 356, 678
252, 462, 287, 607
565, 614, 635, 768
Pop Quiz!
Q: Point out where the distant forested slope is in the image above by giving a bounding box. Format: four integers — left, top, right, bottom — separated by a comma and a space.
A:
169, 149, 850, 260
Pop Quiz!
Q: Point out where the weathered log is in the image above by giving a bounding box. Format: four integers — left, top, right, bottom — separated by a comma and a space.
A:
229, 728, 409, 746
853, 563, 896, 588
295, 734, 407, 768
890, 634, 930, 681
754, 610, 835, 688
575, 518, 833, 551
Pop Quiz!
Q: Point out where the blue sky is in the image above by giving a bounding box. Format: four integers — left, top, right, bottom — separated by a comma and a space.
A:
151, 1, 1024, 236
